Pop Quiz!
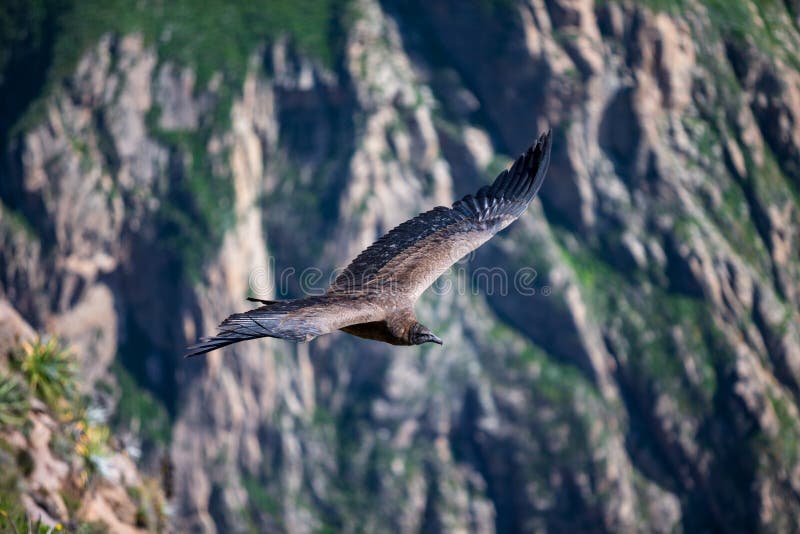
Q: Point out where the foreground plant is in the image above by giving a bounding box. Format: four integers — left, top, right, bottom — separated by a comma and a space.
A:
0, 375, 29, 428
12, 338, 76, 410
0, 493, 65, 533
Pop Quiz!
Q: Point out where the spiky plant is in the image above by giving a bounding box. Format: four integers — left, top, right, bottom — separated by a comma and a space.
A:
0, 374, 30, 429
13, 338, 76, 409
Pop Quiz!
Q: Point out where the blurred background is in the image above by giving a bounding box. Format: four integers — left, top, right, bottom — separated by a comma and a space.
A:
1, 0, 799, 532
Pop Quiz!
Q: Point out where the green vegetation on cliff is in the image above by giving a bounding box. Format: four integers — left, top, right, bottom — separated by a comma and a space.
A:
2, 0, 351, 280
639, 0, 800, 65
0, 338, 167, 532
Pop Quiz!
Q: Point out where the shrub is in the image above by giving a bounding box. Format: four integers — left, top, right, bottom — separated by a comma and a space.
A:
12, 338, 76, 409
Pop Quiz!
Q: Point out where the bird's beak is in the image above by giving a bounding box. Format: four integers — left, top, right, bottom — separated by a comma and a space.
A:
429, 334, 443, 345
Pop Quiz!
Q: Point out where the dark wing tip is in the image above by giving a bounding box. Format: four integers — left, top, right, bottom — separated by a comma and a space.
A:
534, 129, 553, 174
539, 128, 552, 147
456, 129, 553, 221
184, 338, 220, 358
184, 331, 250, 358
488, 128, 552, 203
525, 128, 552, 197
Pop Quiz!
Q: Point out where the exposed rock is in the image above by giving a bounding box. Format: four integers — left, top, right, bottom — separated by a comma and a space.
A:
0, 300, 164, 532
0, 299, 35, 360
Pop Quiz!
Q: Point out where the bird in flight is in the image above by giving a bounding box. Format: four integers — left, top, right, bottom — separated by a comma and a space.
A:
186, 130, 552, 356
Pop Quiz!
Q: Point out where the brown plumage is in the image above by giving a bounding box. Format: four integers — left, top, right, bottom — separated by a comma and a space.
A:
185, 130, 552, 357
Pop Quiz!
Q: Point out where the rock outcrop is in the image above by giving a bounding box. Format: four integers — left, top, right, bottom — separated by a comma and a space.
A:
0, 301, 166, 532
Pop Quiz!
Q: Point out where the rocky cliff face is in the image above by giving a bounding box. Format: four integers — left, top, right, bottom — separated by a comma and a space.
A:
0, 302, 167, 532
1, 0, 799, 532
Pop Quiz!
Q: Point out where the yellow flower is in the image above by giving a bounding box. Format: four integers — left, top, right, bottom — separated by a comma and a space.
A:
56, 524, 63, 531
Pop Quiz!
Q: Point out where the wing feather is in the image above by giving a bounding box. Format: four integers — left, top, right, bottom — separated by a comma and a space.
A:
185, 296, 383, 357
329, 130, 552, 297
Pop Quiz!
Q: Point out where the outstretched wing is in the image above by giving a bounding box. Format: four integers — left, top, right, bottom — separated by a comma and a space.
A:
185, 296, 383, 357
329, 130, 552, 299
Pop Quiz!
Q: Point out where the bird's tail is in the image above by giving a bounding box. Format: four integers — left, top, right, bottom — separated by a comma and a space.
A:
184, 298, 326, 357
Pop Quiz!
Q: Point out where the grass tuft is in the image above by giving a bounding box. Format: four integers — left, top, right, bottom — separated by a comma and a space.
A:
11, 338, 75, 411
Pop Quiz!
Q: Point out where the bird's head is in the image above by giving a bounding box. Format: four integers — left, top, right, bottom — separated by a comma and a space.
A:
410, 323, 443, 346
